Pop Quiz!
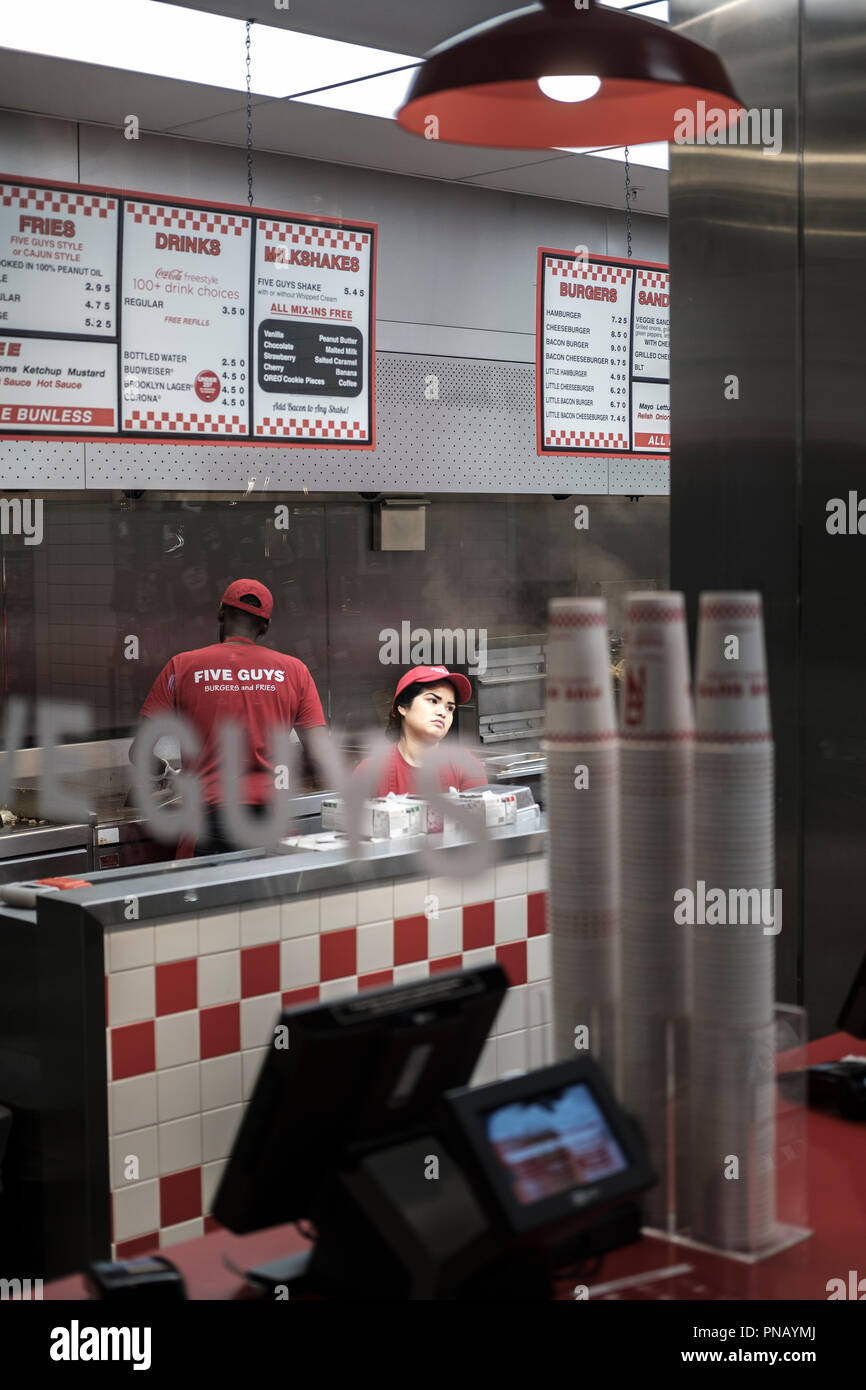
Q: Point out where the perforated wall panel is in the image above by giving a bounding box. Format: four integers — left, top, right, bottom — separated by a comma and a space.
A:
1, 355, 669, 494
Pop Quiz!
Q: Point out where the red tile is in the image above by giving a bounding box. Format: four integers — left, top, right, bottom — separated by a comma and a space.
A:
160, 1168, 202, 1228
155, 959, 197, 1016
111, 1021, 156, 1080
394, 915, 427, 965
241, 943, 280, 998
496, 941, 528, 987
199, 1002, 240, 1060
116, 1233, 160, 1259
528, 892, 547, 937
320, 928, 356, 982
463, 901, 494, 950
358, 969, 394, 992
282, 986, 320, 1010
203, 1215, 223, 1235
430, 954, 463, 975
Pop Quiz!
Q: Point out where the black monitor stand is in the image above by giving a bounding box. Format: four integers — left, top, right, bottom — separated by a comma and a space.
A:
245, 1134, 553, 1301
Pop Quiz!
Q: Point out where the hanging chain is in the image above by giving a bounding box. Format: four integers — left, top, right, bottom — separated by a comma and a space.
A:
245, 20, 254, 207
624, 146, 632, 259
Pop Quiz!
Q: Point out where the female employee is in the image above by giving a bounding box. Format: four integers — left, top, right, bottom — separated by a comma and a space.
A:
355, 664, 486, 796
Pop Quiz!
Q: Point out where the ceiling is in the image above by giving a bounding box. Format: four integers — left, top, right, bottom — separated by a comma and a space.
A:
0, 0, 669, 216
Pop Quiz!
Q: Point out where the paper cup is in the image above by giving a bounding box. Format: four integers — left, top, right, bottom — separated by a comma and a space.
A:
695, 592, 771, 741
546, 598, 617, 739
621, 592, 695, 740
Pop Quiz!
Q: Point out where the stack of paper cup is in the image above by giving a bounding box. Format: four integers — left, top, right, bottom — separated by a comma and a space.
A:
690, 592, 777, 1251
618, 592, 694, 1232
543, 598, 620, 1085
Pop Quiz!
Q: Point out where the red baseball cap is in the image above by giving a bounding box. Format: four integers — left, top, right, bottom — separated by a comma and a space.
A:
221, 579, 274, 619
392, 665, 472, 707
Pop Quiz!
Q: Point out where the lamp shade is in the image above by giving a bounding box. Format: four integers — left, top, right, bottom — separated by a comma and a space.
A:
397, 0, 744, 149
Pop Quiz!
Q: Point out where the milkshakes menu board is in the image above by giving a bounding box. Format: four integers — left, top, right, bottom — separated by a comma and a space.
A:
0, 177, 375, 445
537, 249, 669, 457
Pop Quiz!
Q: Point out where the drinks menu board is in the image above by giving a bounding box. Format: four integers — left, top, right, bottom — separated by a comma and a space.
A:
536, 249, 669, 457
0, 177, 376, 445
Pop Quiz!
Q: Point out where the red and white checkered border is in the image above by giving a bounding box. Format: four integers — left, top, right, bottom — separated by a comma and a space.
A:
548, 258, 631, 285
1, 185, 116, 217
126, 203, 249, 236
124, 410, 247, 434
699, 600, 763, 621
259, 220, 370, 253
637, 270, 669, 290
256, 416, 367, 439
545, 430, 628, 449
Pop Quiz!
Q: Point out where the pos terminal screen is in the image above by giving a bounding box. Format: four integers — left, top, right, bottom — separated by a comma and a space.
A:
483, 1082, 629, 1206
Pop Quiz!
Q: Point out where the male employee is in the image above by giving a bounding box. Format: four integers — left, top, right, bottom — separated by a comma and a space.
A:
133, 578, 327, 856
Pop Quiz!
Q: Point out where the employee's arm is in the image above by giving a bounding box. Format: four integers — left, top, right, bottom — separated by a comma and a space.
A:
295, 723, 330, 788
129, 659, 177, 778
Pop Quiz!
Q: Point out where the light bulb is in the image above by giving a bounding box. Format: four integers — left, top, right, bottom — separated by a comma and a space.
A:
537, 75, 602, 103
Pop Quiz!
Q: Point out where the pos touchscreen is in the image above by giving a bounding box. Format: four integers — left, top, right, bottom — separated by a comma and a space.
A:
444, 1057, 656, 1236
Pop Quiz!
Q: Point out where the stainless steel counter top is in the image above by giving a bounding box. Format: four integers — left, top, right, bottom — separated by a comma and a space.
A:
0, 821, 91, 859
19, 817, 547, 929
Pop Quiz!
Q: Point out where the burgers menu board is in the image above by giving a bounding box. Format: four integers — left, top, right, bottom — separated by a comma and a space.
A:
537, 249, 669, 457
0, 177, 376, 445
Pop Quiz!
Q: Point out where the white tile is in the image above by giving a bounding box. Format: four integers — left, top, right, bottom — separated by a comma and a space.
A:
108, 926, 154, 974
154, 917, 197, 964
155, 1012, 199, 1070
497, 1030, 529, 1077
527, 935, 552, 982
108, 966, 155, 1026
428, 906, 461, 958
527, 855, 549, 893
495, 895, 528, 943
241, 993, 282, 1050
427, 875, 462, 911
319, 976, 359, 1001
106, 1032, 112, 1084
496, 984, 527, 1037
495, 859, 527, 899
393, 876, 427, 918
157, 1062, 200, 1123
471, 1038, 497, 1087
113, 1179, 159, 1242
462, 868, 496, 906
356, 920, 393, 974
463, 946, 496, 970
242, 1047, 268, 1100
110, 1075, 157, 1136
160, 1217, 204, 1248
241, 903, 281, 946
158, 1116, 202, 1175
203, 1104, 243, 1162
110, 1127, 158, 1189
528, 1024, 554, 1069
353, 885, 394, 930
526, 980, 552, 1028
392, 961, 429, 985
202, 1159, 227, 1215
200, 1054, 242, 1112
319, 888, 357, 931
280, 935, 319, 989
198, 908, 240, 955
198, 950, 240, 1007
281, 895, 319, 939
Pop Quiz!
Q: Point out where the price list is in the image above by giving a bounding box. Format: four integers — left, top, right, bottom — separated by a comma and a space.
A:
537, 250, 670, 457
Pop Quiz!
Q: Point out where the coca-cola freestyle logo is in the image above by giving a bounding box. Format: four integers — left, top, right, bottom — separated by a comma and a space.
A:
155, 268, 183, 281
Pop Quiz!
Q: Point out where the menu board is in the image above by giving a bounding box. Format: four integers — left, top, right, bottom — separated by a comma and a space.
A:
0, 178, 376, 444
537, 250, 669, 457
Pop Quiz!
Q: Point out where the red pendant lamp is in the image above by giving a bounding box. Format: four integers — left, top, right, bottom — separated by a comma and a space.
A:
397, 0, 743, 149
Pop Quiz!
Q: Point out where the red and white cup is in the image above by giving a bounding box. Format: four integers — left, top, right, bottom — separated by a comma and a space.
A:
621, 592, 694, 741
694, 592, 771, 742
546, 598, 617, 741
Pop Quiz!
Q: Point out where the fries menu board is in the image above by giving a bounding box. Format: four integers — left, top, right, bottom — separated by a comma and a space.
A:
0, 178, 376, 445
537, 248, 669, 457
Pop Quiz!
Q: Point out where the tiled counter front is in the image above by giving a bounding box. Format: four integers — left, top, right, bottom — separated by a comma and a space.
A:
105, 854, 551, 1256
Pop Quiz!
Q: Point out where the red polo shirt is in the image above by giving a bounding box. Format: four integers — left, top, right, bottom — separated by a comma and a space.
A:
354, 744, 486, 798
139, 636, 325, 806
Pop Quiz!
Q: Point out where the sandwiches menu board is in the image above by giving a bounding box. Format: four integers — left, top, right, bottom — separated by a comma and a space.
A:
0, 177, 376, 445
537, 249, 669, 457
